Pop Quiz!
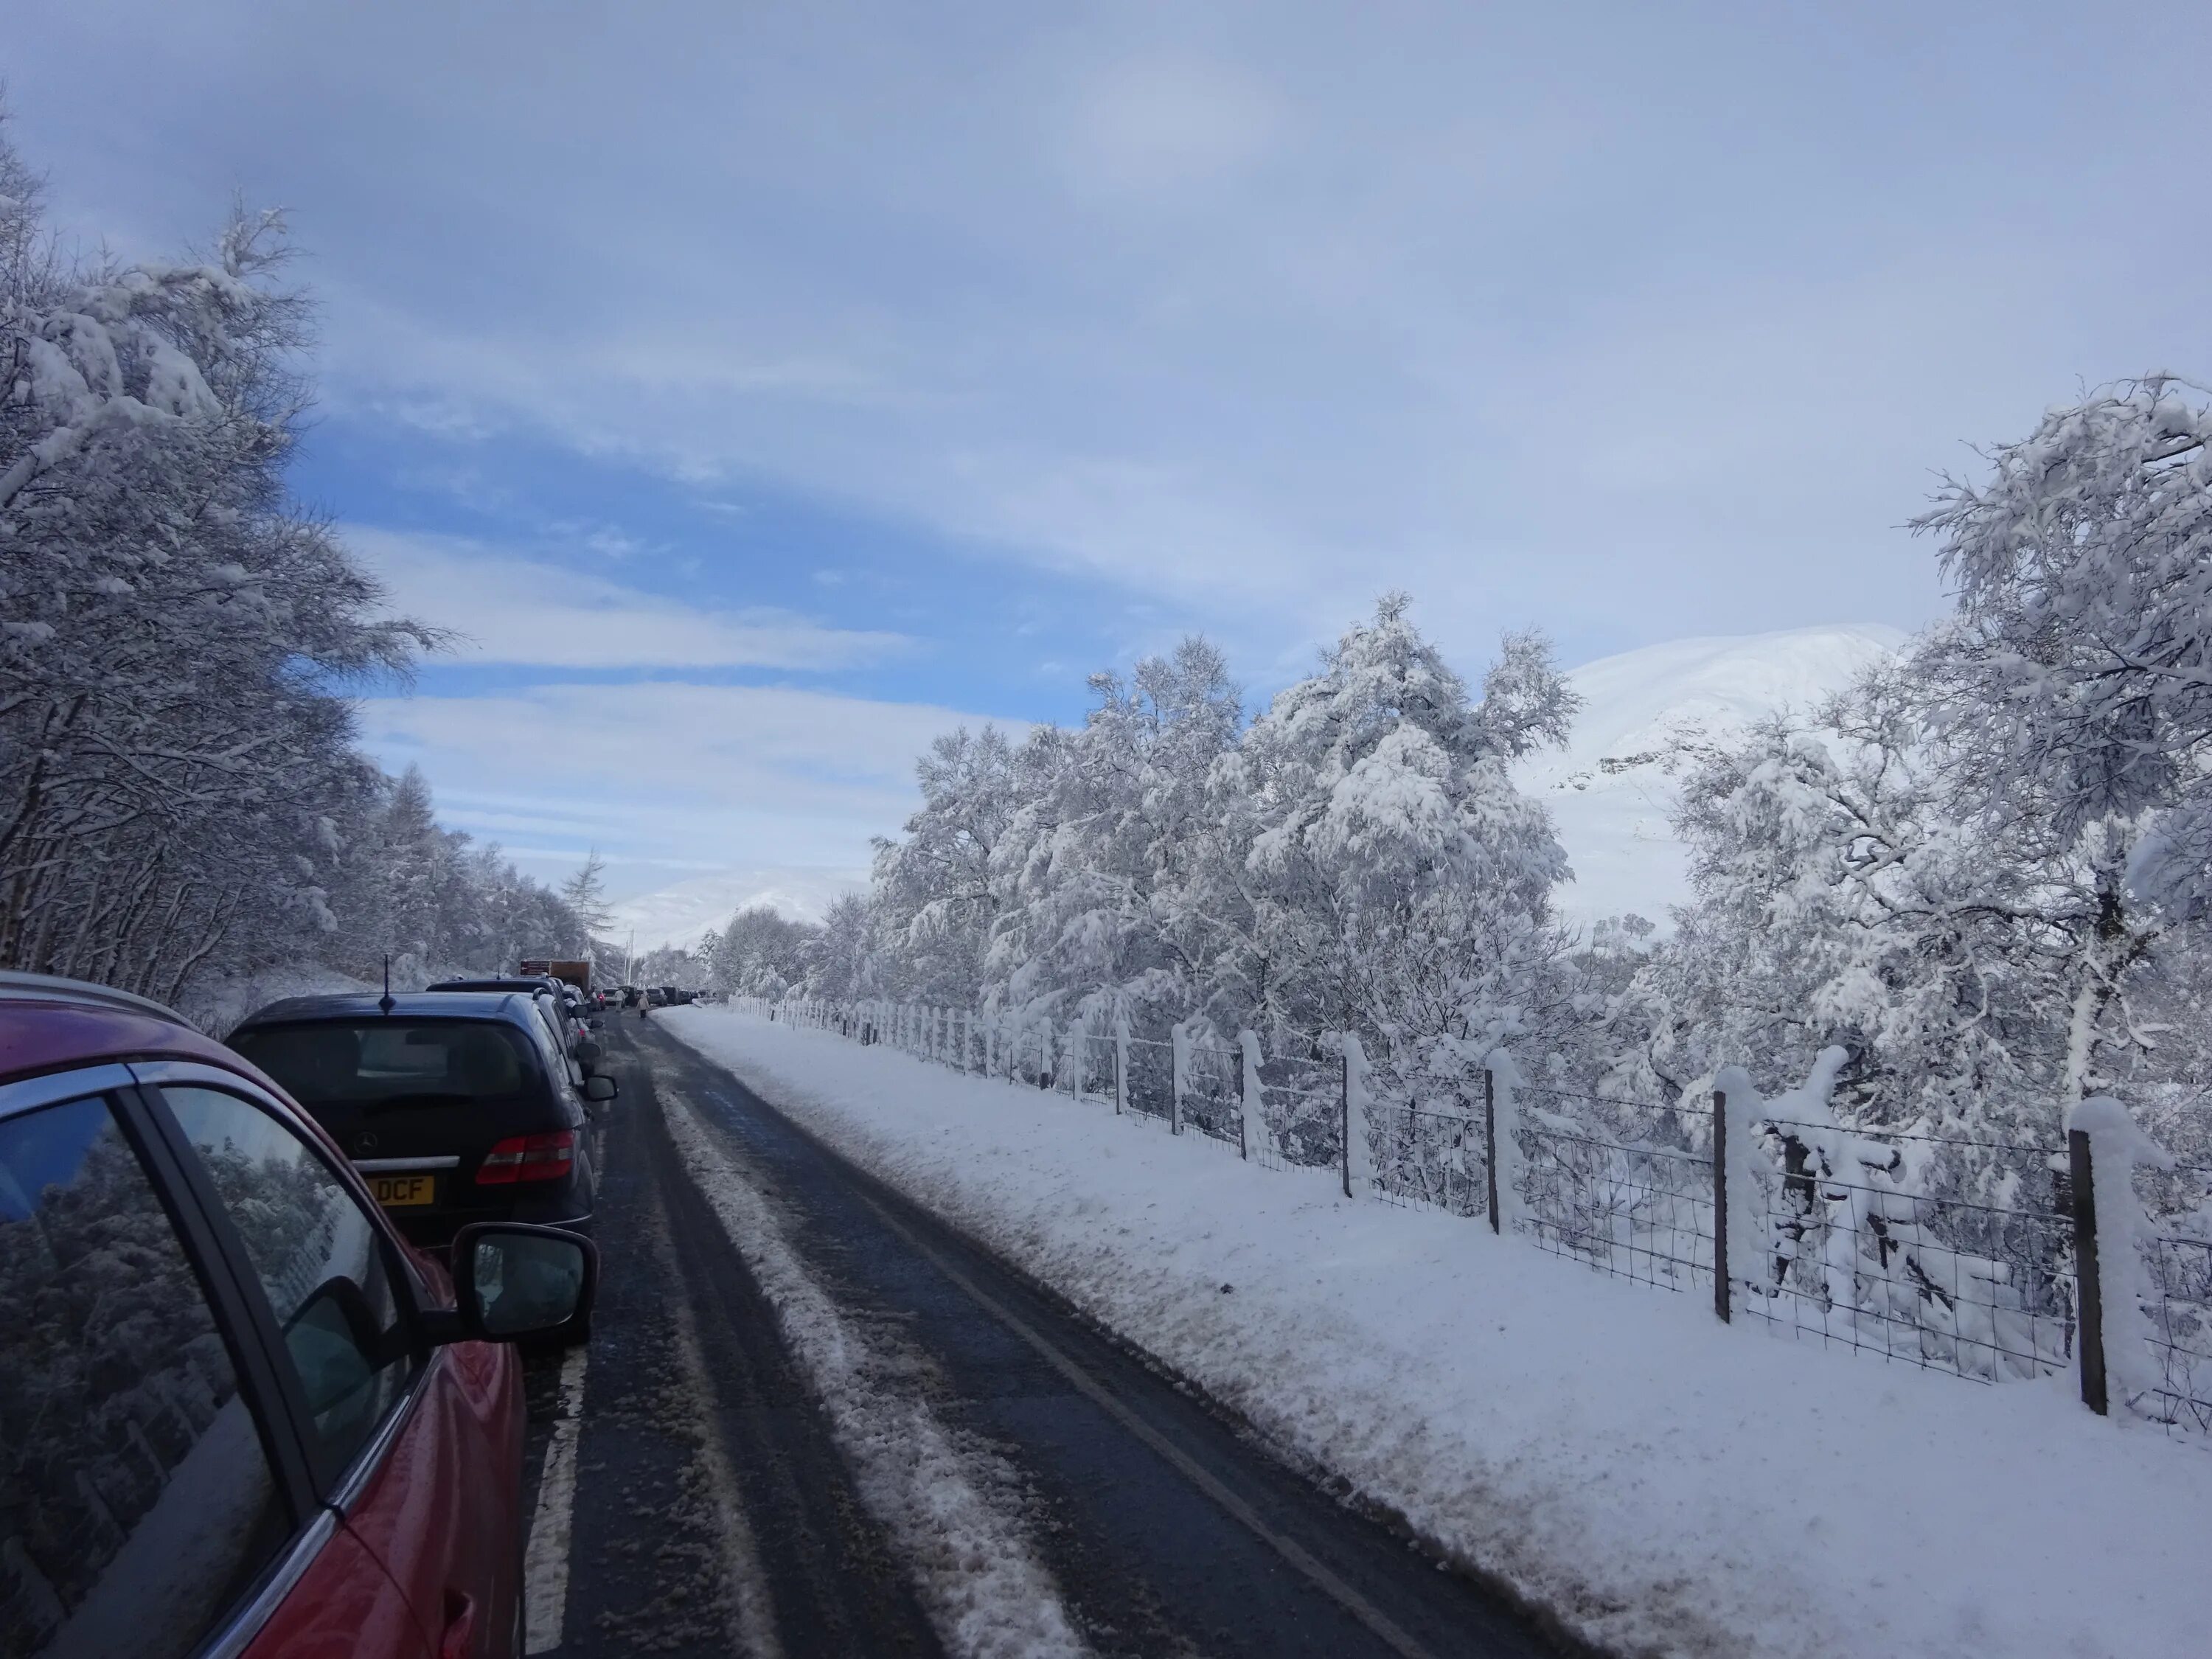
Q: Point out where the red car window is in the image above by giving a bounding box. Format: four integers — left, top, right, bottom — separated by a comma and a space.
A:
160, 1085, 422, 1488
0, 1093, 291, 1659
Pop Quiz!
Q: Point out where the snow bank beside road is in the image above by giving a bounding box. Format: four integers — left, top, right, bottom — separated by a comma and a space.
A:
661, 1006, 2211, 1659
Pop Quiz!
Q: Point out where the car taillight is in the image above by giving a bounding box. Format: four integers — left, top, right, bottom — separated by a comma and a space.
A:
477, 1130, 577, 1185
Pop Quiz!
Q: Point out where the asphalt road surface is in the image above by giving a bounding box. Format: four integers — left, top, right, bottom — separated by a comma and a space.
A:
518, 1013, 1562, 1659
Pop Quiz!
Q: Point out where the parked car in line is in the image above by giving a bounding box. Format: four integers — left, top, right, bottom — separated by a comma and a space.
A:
0, 970, 595, 1659
227, 992, 612, 1259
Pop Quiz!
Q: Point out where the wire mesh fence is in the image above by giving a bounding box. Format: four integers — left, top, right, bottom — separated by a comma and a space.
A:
1362, 1067, 1489, 1218
1122, 1036, 1175, 1124
720, 996, 2212, 1437
1181, 1042, 1245, 1148
1739, 1118, 2074, 1384
1514, 1085, 1714, 1291
1251, 1054, 1342, 1172
1074, 1030, 1118, 1107
2139, 1155, 2212, 1430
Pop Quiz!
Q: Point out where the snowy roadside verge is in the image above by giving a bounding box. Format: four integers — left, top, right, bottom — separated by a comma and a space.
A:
660, 1004, 2212, 1659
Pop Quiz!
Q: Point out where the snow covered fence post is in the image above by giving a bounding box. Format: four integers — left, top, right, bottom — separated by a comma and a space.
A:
2067, 1096, 2177, 1418
1113, 1014, 1130, 1116
1483, 1049, 1526, 1235
1170, 1020, 1192, 1135
1237, 1029, 1263, 1161
1340, 1034, 1374, 1200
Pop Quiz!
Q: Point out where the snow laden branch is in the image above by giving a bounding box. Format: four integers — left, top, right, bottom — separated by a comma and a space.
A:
0, 114, 576, 1015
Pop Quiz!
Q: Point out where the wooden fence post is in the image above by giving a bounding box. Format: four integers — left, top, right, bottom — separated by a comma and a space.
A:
1711, 1089, 1731, 1324
1484, 1068, 1500, 1234
1170, 1021, 1189, 1135
1340, 1034, 1371, 1200
2069, 1127, 2109, 1416
1342, 1051, 1354, 1198
1113, 1017, 1129, 1116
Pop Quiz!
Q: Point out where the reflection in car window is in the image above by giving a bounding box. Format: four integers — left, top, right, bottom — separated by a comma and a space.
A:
531, 1002, 577, 1078
0, 1095, 288, 1659
228, 1020, 540, 1110
161, 1087, 418, 1482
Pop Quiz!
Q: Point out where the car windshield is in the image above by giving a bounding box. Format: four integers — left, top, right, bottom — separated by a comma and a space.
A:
232, 1020, 541, 1108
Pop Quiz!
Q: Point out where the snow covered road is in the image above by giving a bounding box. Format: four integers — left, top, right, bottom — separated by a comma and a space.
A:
657, 1003, 2212, 1659
519, 1012, 1557, 1659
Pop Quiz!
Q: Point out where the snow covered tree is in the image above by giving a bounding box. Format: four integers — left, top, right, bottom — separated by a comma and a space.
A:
1910, 375, 2212, 1110
1613, 377, 2212, 1147
705, 903, 818, 998
807, 891, 880, 1001
560, 849, 613, 942
1186, 597, 1578, 1073
870, 724, 1046, 1006
0, 111, 439, 1002
1607, 671, 2059, 1147
985, 637, 1244, 1029
0, 113, 577, 1012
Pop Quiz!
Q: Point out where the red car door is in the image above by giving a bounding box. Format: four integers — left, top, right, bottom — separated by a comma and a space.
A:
342, 1340, 526, 1659
242, 1519, 433, 1659
149, 1074, 526, 1659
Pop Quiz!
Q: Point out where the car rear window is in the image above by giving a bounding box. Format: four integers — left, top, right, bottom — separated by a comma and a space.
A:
232, 1021, 543, 1110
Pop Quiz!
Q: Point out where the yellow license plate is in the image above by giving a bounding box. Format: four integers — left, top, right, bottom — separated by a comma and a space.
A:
369, 1173, 437, 1208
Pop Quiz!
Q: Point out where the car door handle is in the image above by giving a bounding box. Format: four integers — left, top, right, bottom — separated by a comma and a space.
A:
439, 1590, 477, 1659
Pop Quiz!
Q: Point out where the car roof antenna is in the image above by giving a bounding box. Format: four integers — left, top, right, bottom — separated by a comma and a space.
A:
378, 955, 396, 1017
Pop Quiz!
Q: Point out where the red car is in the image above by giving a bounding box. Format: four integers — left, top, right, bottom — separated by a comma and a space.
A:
0, 970, 597, 1659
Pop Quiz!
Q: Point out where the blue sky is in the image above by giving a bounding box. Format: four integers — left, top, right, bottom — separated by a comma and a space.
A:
11, 1, 2209, 902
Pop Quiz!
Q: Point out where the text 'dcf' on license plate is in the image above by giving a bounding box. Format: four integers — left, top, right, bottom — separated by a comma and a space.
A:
370, 1173, 437, 1208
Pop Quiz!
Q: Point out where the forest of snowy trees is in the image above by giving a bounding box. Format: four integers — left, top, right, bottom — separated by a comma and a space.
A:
0, 117, 584, 1020
700, 376, 2212, 1161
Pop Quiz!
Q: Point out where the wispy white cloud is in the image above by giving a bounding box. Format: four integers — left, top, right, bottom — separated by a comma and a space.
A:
352, 526, 911, 670
358, 680, 1029, 875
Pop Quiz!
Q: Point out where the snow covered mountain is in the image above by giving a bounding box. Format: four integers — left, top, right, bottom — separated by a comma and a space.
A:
1522, 624, 1909, 928
607, 866, 866, 952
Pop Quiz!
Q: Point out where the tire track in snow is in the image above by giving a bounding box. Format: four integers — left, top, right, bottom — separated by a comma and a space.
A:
638, 1160, 785, 1659
658, 1085, 1093, 1659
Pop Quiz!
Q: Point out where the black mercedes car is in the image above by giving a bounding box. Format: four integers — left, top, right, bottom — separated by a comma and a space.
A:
226, 992, 612, 1256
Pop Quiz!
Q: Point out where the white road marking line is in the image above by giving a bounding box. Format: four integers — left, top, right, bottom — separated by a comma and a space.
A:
659, 1087, 1092, 1659
523, 1346, 589, 1655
